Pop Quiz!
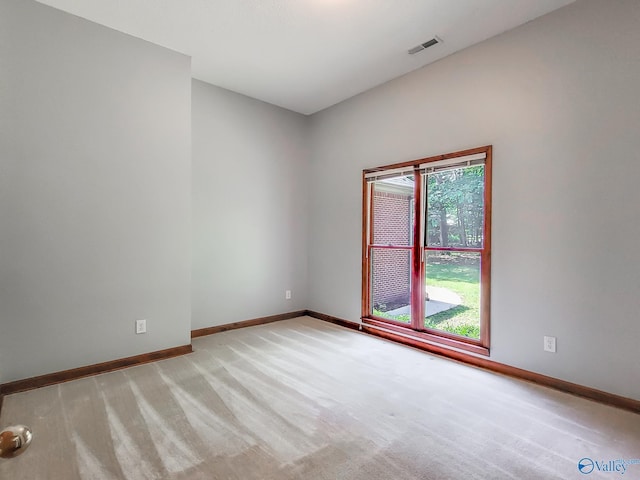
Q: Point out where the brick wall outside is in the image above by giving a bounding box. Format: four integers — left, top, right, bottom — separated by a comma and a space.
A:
372, 190, 412, 309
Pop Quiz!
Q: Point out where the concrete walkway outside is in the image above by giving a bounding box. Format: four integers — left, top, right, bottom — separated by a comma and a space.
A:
386, 286, 462, 317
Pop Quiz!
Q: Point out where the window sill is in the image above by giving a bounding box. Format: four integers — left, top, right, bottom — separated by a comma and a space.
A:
362, 317, 490, 357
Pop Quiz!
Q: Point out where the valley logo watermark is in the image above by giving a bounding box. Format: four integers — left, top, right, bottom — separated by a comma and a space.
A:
578, 457, 640, 475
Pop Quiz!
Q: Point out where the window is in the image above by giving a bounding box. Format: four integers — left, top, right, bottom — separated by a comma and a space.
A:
362, 146, 492, 355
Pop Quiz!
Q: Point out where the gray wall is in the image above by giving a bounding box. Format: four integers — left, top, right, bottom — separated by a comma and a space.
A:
191, 80, 309, 329
0, 0, 192, 383
308, 0, 640, 400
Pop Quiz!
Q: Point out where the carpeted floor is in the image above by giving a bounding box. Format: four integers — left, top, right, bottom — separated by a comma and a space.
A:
1, 316, 639, 479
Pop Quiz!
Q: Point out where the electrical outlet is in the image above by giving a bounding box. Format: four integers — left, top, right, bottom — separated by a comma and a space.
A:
136, 319, 147, 334
544, 336, 556, 353
285, 290, 292, 300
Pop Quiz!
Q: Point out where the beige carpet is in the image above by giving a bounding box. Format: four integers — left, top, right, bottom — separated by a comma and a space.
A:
1, 316, 639, 479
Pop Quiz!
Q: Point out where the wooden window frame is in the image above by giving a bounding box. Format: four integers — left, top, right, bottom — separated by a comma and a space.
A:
362, 145, 492, 356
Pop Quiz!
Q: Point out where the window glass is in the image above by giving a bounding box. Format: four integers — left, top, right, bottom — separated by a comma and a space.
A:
426, 166, 484, 248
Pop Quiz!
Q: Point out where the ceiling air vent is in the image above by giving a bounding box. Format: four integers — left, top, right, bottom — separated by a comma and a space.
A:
408, 36, 442, 55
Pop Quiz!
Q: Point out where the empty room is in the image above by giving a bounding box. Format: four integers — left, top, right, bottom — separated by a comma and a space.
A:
1, 0, 639, 478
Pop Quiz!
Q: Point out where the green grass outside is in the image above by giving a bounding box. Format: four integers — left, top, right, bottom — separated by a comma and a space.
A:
374, 252, 481, 339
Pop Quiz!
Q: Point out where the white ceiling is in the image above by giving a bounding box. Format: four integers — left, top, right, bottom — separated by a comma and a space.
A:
36, 0, 575, 115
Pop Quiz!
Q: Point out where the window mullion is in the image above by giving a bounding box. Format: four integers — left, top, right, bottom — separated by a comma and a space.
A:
410, 169, 424, 329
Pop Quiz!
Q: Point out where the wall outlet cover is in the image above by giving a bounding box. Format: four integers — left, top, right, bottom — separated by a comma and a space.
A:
136, 319, 147, 334
544, 336, 556, 353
